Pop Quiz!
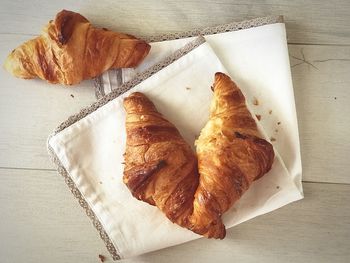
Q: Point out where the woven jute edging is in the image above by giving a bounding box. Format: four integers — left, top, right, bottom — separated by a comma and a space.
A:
94, 15, 283, 98
48, 15, 284, 261
142, 15, 283, 43
47, 36, 206, 261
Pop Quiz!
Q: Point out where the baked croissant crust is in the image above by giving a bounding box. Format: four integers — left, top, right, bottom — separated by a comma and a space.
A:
123, 73, 274, 239
190, 72, 275, 238
4, 10, 151, 85
123, 92, 199, 227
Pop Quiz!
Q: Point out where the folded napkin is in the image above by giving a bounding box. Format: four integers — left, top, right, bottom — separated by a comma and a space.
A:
48, 31, 303, 259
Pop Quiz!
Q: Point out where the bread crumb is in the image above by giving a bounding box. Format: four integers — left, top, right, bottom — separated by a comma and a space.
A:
275, 129, 278, 133
255, 114, 261, 121
277, 121, 281, 125
186, 87, 191, 90
99, 181, 102, 184
334, 97, 337, 100
276, 186, 280, 189
270, 137, 276, 142
70, 94, 74, 98
98, 254, 106, 262
252, 97, 259, 106
269, 110, 272, 114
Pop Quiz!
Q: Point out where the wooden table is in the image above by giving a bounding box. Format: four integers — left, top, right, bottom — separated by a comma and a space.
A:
0, 1, 349, 262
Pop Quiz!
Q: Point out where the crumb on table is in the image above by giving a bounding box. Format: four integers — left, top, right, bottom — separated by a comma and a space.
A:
99, 181, 102, 184
70, 94, 74, 98
255, 114, 261, 121
270, 137, 276, 142
252, 97, 259, 106
186, 87, 191, 90
98, 254, 106, 262
275, 129, 278, 133
269, 110, 272, 114
277, 121, 281, 125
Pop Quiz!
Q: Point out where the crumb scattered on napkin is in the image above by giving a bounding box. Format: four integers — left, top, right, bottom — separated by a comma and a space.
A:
98, 254, 106, 262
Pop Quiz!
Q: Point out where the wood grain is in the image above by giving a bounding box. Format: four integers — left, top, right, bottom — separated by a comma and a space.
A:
290, 45, 350, 184
0, 0, 350, 45
0, 169, 108, 263
0, 168, 349, 263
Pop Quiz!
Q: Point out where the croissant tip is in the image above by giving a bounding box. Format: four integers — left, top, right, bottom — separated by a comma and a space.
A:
127, 92, 145, 98
4, 52, 31, 79
214, 72, 227, 80
213, 72, 231, 88
57, 9, 77, 16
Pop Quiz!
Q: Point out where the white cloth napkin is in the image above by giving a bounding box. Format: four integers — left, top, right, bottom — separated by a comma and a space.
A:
48, 35, 303, 259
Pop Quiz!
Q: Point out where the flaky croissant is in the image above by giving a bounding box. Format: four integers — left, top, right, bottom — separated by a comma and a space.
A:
189, 72, 275, 238
4, 10, 150, 85
122, 73, 274, 239
123, 92, 199, 227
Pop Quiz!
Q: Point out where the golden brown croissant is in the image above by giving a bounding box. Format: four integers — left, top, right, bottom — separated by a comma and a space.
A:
189, 72, 275, 238
122, 73, 274, 239
123, 92, 199, 227
4, 10, 150, 85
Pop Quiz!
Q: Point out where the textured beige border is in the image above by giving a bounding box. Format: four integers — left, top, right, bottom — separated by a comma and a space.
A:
48, 15, 284, 261
142, 15, 283, 43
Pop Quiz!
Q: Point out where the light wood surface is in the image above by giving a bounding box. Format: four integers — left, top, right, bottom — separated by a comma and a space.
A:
0, 1, 349, 262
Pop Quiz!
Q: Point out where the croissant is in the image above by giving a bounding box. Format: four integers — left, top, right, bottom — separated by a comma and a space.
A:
122, 73, 274, 239
123, 92, 199, 227
189, 72, 275, 238
4, 10, 150, 85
